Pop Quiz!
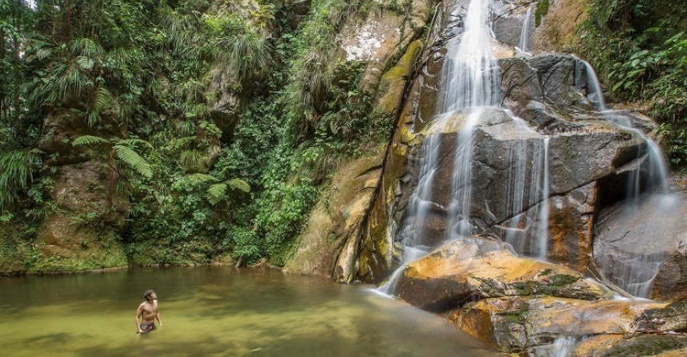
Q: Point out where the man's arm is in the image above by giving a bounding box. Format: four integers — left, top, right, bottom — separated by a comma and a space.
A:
135, 304, 144, 333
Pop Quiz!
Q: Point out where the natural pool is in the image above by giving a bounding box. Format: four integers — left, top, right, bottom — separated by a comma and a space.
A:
0, 266, 488, 356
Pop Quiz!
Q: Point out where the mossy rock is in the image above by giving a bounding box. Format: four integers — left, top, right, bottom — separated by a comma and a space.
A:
598, 334, 687, 357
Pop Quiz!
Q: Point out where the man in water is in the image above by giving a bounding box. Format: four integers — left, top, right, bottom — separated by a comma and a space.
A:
135, 290, 163, 334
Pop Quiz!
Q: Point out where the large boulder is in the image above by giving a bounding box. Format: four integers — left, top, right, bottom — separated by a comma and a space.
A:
393, 236, 613, 312
594, 192, 687, 300
449, 296, 667, 355
391, 235, 687, 356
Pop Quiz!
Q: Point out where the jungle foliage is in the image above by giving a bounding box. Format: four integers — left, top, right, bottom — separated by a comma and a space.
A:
578, 0, 687, 165
0, 0, 392, 272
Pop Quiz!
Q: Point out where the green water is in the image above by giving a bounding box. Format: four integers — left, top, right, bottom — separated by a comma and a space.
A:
0, 266, 487, 356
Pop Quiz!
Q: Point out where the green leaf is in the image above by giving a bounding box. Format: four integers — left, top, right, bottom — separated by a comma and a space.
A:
113, 145, 152, 179
76, 56, 95, 70
183, 173, 218, 186
72, 135, 111, 146
226, 178, 251, 193
206, 183, 227, 205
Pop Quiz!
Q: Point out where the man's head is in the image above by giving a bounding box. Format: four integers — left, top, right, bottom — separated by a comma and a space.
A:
143, 290, 156, 300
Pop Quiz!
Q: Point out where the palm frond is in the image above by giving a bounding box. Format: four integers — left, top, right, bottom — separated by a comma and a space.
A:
0, 149, 42, 210
70, 37, 105, 58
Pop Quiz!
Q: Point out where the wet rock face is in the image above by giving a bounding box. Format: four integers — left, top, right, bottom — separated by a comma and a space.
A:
283, 149, 385, 282
394, 235, 687, 355
499, 54, 599, 122
364, 2, 659, 283
390, 91, 643, 265
347, 0, 687, 355
394, 236, 612, 312
450, 296, 687, 356
594, 192, 687, 300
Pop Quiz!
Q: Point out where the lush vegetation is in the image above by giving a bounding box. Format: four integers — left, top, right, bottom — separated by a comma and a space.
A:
577, 0, 687, 165
0, 0, 395, 273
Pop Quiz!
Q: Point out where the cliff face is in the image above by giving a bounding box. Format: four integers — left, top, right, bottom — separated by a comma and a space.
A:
531, 0, 590, 53
284, 0, 435, 281
290, 1, 687, 303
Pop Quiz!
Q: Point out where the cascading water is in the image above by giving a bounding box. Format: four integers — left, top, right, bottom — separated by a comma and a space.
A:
551, 337, 577, 357
578, 58, 607, 111
441, 0, 500, 111
535, 137, 550, 259
518, 5, 533, 53
501, 119, 550, 259
581, 56, 674, 298
379, 0, 501, 293
602, 112, 669, 201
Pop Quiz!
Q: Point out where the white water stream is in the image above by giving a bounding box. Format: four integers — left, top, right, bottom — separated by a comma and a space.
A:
380, 0, 501, 293
580, 51, 673, 298
518, 5, 533, 53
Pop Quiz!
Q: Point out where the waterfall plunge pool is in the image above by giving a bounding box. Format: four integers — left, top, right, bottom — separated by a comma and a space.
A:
0, 266, 489, 357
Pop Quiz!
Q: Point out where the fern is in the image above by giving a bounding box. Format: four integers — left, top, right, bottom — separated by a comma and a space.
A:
0, 149, 42, 210
113, 144, 153, 179
72, 135, 110, 146
206, 183, 227, 205
226, 178, 250, 193
183, 173, 217, 186
118, 138, 154, 150
205, 179, 250, 206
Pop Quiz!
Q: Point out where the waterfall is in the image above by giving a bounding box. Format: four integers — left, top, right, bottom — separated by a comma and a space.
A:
535, 137, 550, 259
518, 5, 533, 53
600, 110, 669, 201
440, 0, 500, 111
578, 64, 673, 298
446, 109, 483, 238
502, 119, 550, 259
577, 58, 607, 111
379, 0, 499, 293
596, 110, 671, 298
399, 0, 500, 245
551, 337, 577, 357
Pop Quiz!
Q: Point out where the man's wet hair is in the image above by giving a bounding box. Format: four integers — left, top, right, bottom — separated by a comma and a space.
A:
143, 290, 155, 299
